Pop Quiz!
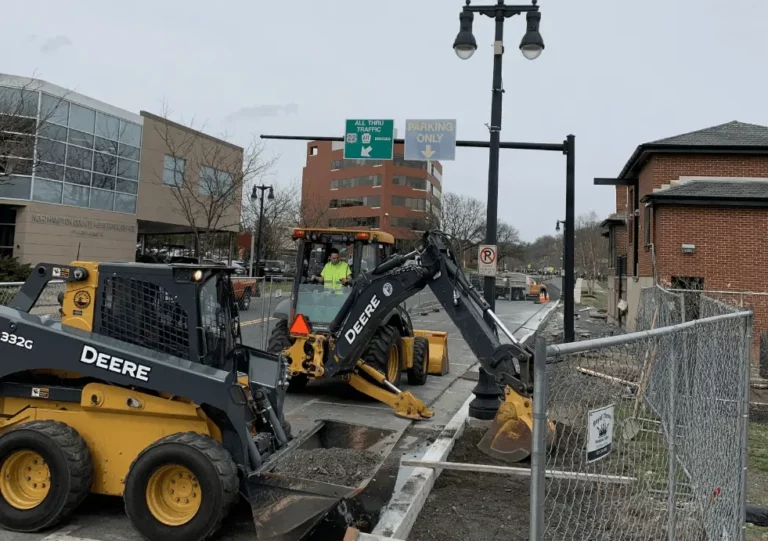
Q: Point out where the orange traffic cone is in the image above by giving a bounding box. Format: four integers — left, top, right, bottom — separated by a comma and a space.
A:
538, 290, 549, 303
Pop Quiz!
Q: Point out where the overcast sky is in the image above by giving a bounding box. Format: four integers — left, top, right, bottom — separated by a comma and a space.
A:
4, 0, 768, 241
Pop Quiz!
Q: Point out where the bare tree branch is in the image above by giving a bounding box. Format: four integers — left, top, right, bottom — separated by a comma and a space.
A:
147, 103, 279, 262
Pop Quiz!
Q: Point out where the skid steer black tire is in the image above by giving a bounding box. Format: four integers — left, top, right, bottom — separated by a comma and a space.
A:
124, 432, 238, 541
362, 325, 402, 386
0, 420, 93, 533
407, 337, 429, 386
267, 319, 308, 393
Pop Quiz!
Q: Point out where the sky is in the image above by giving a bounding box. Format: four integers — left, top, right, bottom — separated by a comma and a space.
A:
4, 0, 768, 242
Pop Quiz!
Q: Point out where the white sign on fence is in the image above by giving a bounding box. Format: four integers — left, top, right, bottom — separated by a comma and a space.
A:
586, 404, 614, 463
477, 245, 497, 277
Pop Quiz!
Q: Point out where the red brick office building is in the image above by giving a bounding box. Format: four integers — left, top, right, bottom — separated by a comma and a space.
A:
598, 121, 768, 362
300, 140, 443, 248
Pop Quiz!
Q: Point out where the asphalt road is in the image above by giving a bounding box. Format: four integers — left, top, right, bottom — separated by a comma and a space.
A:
0, 296, 552, 541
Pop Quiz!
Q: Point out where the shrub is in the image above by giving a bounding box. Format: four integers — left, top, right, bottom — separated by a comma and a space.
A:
0, 257, 33, 282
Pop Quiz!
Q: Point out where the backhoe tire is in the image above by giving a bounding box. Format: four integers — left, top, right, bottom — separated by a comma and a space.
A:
124, 432, 238, 541
0, 420, 93, 533
407, 337, 429, 386
267, 319, 308, 393
362, 325, 402, 386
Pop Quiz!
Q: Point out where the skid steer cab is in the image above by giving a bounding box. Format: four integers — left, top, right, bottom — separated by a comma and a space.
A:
0, 261, 399, 541
267, 228, 449, 412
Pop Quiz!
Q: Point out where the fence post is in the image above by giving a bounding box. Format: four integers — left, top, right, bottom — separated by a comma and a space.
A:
667, 328, 678, 541
530, 334, 548, 541
740, 313, 753, 541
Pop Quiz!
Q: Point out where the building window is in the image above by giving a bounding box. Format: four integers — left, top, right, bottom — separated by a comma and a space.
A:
330, 174, 381, 190
24, 91, 142, 214
330, 158, 382, 170
391, 195, 426, 211
163, 155, 185, 186
200, 166, 233, 197
329, 195, 380, 209
430, 163, 442, 182
393, 154, 427, 170
644, 204, 651, 246
0, 206, 15, 259
309, 146, 318, 156
329, 216, 380, 228
390, 216, 431, 230
609, 228, 616, 266
392, 176, 428, 190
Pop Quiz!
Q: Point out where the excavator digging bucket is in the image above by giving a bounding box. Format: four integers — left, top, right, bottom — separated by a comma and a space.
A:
477, 387, 556, 463
246, 419, 399, 541
413, 329, 450, 375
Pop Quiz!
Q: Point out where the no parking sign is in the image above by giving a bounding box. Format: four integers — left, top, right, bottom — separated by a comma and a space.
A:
477, 245, 497, 276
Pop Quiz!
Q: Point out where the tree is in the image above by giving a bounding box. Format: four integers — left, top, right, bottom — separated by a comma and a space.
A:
149, 106, 278, 262
495, 221, 523, 269
574, 210, 609, 295
440, 192, 486, 266
0, 79, 71, 185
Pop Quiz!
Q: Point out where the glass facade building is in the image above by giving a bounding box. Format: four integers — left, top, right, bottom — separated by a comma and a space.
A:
0, 86, 142, 215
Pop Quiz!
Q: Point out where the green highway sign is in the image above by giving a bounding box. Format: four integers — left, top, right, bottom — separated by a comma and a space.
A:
344, 119, 395, 160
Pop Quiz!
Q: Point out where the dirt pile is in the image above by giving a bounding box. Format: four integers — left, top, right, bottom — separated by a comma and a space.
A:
271, 448, 380, 487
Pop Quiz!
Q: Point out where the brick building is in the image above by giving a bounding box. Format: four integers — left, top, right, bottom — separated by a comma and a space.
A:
300, 140, 443, 248
597, 121, 768, 359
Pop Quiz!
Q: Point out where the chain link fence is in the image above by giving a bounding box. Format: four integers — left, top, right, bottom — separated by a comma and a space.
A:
530, 292, 752, 540
0, 280, 65, 318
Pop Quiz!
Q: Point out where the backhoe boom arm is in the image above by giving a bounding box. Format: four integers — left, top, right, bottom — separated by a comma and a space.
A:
324, 231, 534, 397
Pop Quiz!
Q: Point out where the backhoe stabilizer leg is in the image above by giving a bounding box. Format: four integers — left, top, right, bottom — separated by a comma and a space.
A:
346, 362, 434, 421
477, 385, 556, 463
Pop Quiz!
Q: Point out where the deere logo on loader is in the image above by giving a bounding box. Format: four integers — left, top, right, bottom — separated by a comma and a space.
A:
344, 294, 380, 345
80, 345, 152, 382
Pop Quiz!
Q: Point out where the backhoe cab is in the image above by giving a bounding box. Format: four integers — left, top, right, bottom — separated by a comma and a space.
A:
267, 228, 449, 418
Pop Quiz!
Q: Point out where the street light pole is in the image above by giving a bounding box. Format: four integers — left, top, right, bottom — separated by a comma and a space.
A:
250, 185, 274, 277
453, 0, 545, 420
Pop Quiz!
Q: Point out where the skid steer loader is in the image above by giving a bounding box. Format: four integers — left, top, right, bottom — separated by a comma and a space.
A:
0, 261, 399, 541
266, 228, 449, 416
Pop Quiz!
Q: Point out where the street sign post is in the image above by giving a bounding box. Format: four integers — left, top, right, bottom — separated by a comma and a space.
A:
477, 244, 497, 277
404, 119, 457, 161
344, 119, 395, 160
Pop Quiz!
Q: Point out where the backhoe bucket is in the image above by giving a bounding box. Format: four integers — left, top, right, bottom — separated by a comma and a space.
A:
246, 419, 399, 541
477, 386, 556, 463
413, 329, 449, 375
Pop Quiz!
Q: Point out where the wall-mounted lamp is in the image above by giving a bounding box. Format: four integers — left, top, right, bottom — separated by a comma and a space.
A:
681, 243, 695, 254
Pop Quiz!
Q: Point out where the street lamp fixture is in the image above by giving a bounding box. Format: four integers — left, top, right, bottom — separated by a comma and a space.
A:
453, 0, 544, 62
453, 11, 477, 59
555, 219, 565, 232
249, 184, 274, 277
519, 11, 545, 60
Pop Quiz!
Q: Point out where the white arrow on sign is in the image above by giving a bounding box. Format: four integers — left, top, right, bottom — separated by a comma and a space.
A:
421, 145, 435, 159
361, 146, 373, 157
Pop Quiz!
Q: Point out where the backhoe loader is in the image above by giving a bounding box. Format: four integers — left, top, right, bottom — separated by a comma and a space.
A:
266, 228, 449, 413
273, 229, 556, 461
0, 261, 399, 541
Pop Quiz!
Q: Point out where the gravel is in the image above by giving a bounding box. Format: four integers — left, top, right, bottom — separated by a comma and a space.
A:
271, 448, 380, 487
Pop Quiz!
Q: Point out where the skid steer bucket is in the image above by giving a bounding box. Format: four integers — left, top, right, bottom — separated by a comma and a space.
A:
413, 330, 449, 376
246, 419, 399, 541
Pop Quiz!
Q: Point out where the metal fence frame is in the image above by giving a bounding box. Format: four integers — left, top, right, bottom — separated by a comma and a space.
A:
530, 306, 753, 541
